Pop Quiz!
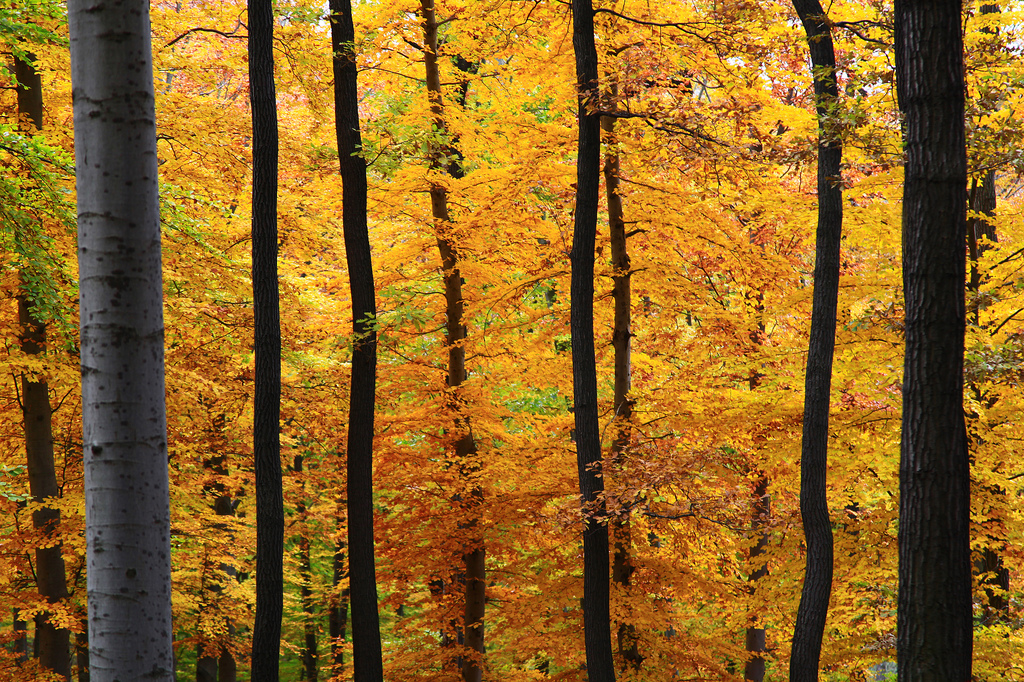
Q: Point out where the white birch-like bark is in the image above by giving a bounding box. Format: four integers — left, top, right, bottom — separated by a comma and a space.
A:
69, 0, 173, 679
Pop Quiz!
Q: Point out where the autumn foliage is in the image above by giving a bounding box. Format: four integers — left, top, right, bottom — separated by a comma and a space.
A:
2, 0, 1024, 679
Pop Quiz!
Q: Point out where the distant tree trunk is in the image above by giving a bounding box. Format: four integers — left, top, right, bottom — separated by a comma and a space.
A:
330, 2, 385, 680
13, 611, 28, 664
894, 1, 972, 679
68, 0, 174, 677
328, 530, 349, 677
248, 0, 284, 677
744, 478, 769, 682
967, 172, 1009, 627
789, 2, 842, 680
75, 625, 89, 682
14, 50, 71, 682
570, 0, 615, 680
418, 5, 485, 680
601, 89, 639, 672
292, 455, 319, 682
198, 430, 238, 682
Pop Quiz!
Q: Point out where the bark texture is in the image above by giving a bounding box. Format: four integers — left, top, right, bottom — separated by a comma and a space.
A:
894, 1, 972, 679
14, 51, 71, 681
419, 5, 485, 679
571, 0, 615, 680
789, 2, 841, 680
248, 0, 284, 677
68, 0, 173, 677
331, 2, 385, 679
602, 105, 640, 672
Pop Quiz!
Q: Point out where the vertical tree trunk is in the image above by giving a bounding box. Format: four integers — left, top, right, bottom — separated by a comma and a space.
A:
788, 2, 842, 680
13, 611, 28, 665
68, 0, 174, 677
75, 626, 89, 682
248, 0, 284, 677
328, 533, 349, 677
570, 1, 615, 680
744, 479, 769, 682
330, 2, 385, 680
894, 1, 972, 679
14, 50, 71, 681
293, 456, 319, 682
601, 95, 639, 672
418, 5, 485, 680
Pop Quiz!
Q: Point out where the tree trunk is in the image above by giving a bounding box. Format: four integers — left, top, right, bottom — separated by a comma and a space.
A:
248, 0, 284, 677
293, 456, 319, 682
328, 533, 349, 678
601, 97, 639, 672
744, 479, 769, 682
789, 2, 842, 680
894, 1, 972, 679
570, 1, 615, 680
14, 50, 72, 681
330, 2, 385, 680
418, 5, 485, 680
68, 0, 174, 677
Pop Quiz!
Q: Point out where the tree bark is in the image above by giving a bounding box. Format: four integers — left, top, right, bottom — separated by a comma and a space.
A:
248, 0, 284, 677
894, 1, 972, 679
328, 532, 349, 678
293, 455, 319, 682
330, 2, 385, 680
68, 0, 174, 677
789, 2, 841, 680
570, 1, 615, 680
418, 5, 485, 680
14, 50, 72, 681
601, 95, 639, 672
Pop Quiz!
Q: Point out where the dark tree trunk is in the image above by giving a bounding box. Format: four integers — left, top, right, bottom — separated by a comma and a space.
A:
75, 627, 89, 682
13, 611, 28, 665
789, 2, 842, 680
894, 1, 972, 679
418, 5, 485, 680
328, 534, 349, 677
570, 1, 615, 680
14, 51, 71, 681
293, 456, 318, 682
248, 0, 284, 677
602, 99, 639, 672
744, 479, 769, 682
199, 437, 238, 682
330, 2, 385, 680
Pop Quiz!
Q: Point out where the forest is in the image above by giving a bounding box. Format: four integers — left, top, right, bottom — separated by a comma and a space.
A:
1, 0, 1022, 679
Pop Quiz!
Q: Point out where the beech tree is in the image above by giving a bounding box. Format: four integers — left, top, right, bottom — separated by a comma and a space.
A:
789, 1, 841, 679
14, 51, 71, 681
68, 0, 174, 678
895, 0, 972, 678
331, 0, 385, 679
570, 0, 615, 680
248, 0, 284, 677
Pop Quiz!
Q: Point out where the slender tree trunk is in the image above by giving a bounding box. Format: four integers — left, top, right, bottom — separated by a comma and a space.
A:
894, 1, 972, 679
14, 51, 72, 681
248, 0, 284, 678
967, 172, 1008, 628
570, 1, 615, 680
68, 0, 173, 677
292, 455, 319, 682
13, 611, 28, 665
330, 3, 384, 680
328, 532, 349, 678
744, 479, 769, 682
75, 624, 89, 682
789, 2, 842, 680
418, 5, 485, 680
601, 97, 639, 672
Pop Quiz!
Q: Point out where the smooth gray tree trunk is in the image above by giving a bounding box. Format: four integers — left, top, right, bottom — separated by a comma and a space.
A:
68, 0, 173, 679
